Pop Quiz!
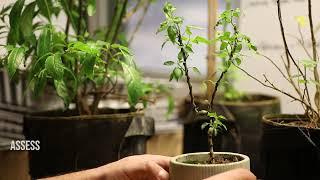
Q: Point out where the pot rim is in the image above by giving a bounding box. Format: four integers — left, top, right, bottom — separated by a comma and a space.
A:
25, 111, 144, 121
262, 114, 319, 130
170, 152, 250, 167
189, 93, 280, 107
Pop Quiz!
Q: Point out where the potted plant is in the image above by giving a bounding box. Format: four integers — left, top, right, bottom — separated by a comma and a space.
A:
0, 0, 167, 178
157, 2, 256, 179
232, 0, 320, 179
181, 0, 280, 177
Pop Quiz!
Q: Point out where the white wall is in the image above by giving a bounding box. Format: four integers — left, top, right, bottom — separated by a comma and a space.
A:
238, 0, 320, 114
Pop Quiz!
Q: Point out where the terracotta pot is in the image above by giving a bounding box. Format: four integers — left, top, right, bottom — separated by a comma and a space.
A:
170, 152, 250, 180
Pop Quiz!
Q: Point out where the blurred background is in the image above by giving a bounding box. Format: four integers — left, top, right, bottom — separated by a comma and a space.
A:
1, 0, 319, 179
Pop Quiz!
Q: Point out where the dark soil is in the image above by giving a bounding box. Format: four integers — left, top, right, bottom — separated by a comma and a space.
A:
183, 154, 242, 165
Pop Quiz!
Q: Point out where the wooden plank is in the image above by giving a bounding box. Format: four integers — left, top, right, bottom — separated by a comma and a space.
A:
207, 0, 218, 99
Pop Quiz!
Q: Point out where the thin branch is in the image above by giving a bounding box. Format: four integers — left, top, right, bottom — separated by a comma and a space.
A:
234, 62, 317, 116
91, 0, 128, 114
177, 27, 197, 112
123, 0, 145, 22
77, 0, 83, 36
111, 0, 128, 43
128, 0, 151, 45
277, 0, 312, 110
308, 0, 320, 116
259, 53, 290, 82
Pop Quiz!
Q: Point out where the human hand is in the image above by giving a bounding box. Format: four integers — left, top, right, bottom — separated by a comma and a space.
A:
204, 169, 256, 180
98, 154, 170, 180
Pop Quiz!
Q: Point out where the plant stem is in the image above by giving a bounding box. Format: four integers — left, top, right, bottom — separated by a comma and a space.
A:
65, 0, 72, 39
128, 0, 151, 44
210, 70, 226, 110
111, 0, 128, 43
91, 0, 128, 114
277, 0, 312, 111
176, 28, 197, 112
77, 0, 83, 36
208, 123, 215, 164
308, 0, 320, 121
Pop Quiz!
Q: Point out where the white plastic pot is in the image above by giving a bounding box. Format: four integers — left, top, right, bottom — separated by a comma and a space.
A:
170, 152, 250, 180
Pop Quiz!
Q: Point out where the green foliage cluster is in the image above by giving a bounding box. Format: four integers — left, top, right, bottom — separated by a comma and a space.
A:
158, 2, 257, 140
0, 0, 168, 115
157, 2, 226, 137
218, 1, 257, 101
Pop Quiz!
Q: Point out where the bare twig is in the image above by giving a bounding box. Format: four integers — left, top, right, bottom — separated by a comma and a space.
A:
308, 0, 320, 117
234, 63, 317, 117
277, 0, 312, 111
128, 0, 151, 44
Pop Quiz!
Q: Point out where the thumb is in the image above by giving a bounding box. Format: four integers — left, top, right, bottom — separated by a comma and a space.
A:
146, 161, 170, 180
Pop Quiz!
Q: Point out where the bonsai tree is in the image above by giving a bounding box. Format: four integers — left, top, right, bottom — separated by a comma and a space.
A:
235, 0, 320, 127
158, 2, 257, 163
0, 0, 169, 115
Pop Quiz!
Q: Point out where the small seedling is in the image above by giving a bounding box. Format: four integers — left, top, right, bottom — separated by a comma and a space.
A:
158, 2, 257, 163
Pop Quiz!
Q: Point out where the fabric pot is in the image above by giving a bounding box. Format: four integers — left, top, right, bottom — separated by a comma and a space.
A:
24, 109, 154, 179
181, 94, 280, 178
170, 152, 250, 180
261, 114, 320, 180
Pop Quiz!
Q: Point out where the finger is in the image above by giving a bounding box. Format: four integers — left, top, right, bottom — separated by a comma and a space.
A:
203, 169, 256, 180
141, 155, 171, 171
146, 161, 170, 180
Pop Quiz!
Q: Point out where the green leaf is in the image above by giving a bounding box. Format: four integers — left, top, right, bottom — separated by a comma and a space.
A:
298, 79, 308, 84
33, 69, 47, 97
192, 67, 201, 74
207, 112, 217, 118
163, 61, 175, 66
220, 42, 228, 50
36, 0, 53, 22
301, 59, 317, 68
45, 54, 64, 80
127, 80, 145, 106
157, 21, 168, 34
87, 0, 96, 16
193, 36, 209, 44
235, 57, 241, 65
167, 26, 176, 44
173, 67, 183, 81
166, 95, 174, 117
186, 25, 204, 30
161, 39, 169, 50
54, 80, 71, 107
235, 44, 242, 53
80, 55, 96, 79
201, 122, 210, 130
7, 0, 25, 45
185, 44, 193, 53
20, 2, 36, 41
185, 26, 192, 35
121, 62, 145, 107
7, 47, 25, 79
37, 27, 52, 57
178, 50, 183, 60
70, 41, 100, 56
